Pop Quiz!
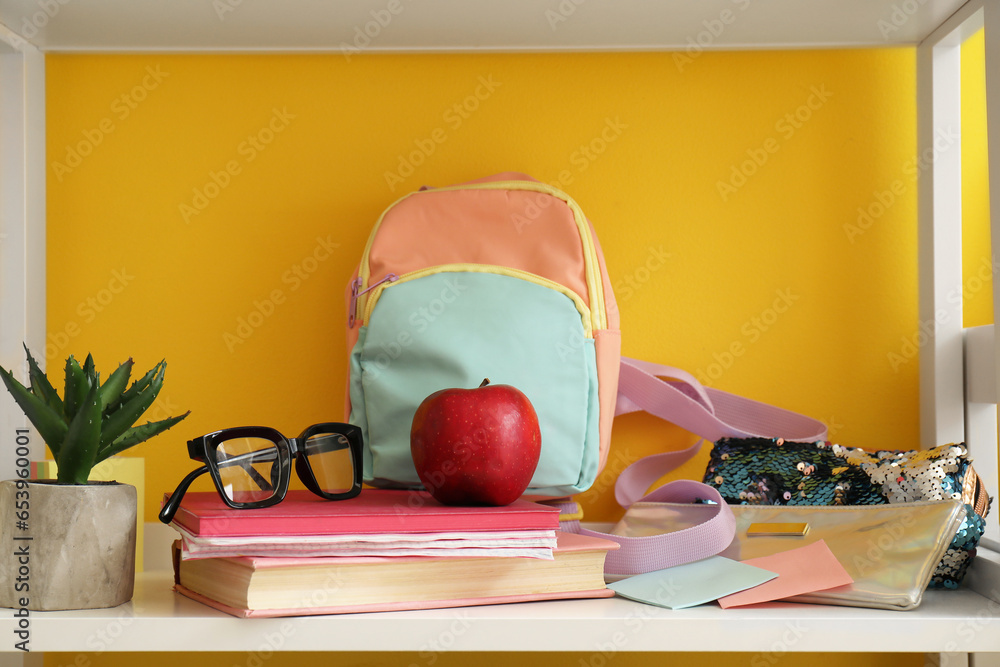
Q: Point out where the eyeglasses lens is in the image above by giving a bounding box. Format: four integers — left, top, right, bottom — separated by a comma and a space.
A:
304, 432, 355, 494
215, 437, 281, 503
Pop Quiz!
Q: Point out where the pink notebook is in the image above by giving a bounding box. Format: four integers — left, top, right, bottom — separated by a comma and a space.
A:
167, 489, 561, 536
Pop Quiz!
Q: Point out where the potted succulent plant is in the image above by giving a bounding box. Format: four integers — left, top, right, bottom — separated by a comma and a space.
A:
0, 345, 188, 610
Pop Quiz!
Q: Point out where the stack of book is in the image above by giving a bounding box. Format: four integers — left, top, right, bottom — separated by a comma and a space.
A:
166, 489, 618, 617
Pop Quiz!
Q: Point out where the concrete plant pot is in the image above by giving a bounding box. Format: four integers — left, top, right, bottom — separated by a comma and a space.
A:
0, 480, 136, 610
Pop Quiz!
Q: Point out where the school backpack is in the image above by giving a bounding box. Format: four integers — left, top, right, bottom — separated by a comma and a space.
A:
345, 172, 827, 499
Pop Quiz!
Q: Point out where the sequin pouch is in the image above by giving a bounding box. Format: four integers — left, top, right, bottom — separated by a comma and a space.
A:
703, 438, 992, 588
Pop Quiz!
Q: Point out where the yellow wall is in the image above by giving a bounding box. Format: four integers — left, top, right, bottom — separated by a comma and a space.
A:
962, 28, 992, 328
45, 49, 927, 667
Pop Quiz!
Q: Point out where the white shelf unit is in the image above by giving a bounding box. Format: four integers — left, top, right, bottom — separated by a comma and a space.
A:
1, 0, 999, 663
10, 570, 1000, 654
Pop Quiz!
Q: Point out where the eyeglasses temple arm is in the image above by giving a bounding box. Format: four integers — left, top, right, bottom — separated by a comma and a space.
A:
158, 466, 210, 524
244, 462, 273, 491
216, 451, 274, 492
298, 435, 351, 455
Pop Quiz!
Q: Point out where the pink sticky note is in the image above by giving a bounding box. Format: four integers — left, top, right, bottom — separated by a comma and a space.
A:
717, 539, 853, 608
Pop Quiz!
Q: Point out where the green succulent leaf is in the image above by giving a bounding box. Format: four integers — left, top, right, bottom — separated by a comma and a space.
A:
96, 411, 190, 463
98, 358, 133, 412
82, 353, 96, 381
105, 361, 161, 415
23, 344, 64, 419
63, 356, 92, 422
0, 366, 69, 458
4, 348, 186, 483
56, 379, 102, 484
99, 361, 165, 450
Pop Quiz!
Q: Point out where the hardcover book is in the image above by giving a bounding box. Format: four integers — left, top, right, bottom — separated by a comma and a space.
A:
174, 531, 618, 617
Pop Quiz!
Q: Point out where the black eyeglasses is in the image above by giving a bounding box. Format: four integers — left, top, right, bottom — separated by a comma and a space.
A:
158, 422, 363, 524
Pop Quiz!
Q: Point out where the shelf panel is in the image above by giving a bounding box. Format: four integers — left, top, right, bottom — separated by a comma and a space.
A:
5, 570, 999, 654
0, 0, 971, 53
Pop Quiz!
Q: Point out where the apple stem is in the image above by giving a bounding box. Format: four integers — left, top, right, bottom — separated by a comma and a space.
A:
479, 378, 490, 388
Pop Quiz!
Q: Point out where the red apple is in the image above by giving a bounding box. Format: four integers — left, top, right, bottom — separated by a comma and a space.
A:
410, 379, 542, 506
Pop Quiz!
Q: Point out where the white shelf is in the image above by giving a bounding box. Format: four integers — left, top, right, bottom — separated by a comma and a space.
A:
0, 0, 970, 52
4, 522, 990, 655
2, 0, 999, 661
3, 567, 998, 654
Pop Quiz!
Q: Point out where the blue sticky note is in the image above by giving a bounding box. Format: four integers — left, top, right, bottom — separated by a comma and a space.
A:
608, 556, 778, 609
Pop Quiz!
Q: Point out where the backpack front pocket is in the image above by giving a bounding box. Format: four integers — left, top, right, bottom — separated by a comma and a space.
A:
348, 267, 600, 496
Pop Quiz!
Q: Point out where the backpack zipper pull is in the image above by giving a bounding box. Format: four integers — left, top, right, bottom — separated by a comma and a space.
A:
349, 273, 399, 327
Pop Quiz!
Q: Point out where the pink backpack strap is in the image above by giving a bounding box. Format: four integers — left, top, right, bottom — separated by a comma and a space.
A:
616, 357, 828, 443
577, 479, 736, 577
614, 356, 826, 506
567, 357, 826, 577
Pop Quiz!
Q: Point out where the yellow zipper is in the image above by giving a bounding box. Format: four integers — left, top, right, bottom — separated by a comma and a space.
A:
354, 180, 606, 331
363, 263, 594, 338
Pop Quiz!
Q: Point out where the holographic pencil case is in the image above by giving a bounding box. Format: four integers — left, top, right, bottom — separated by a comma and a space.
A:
722, 501, 967, 610
703, 438, 992, 588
